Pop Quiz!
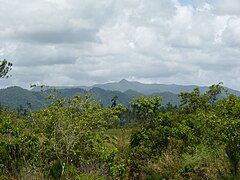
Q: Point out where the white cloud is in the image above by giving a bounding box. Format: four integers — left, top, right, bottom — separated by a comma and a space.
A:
213, 0, 240, 15
0, 0, 240, 91
221, 18, 240, 46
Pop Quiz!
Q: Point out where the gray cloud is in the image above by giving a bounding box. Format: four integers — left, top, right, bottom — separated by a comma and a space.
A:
0, 0, 240, 91
221, 18, 240, 47
10, 43, 77, 67
15, 28, 99, 44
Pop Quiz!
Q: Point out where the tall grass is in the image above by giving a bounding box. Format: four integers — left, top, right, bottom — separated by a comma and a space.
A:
145, 145, 231, 179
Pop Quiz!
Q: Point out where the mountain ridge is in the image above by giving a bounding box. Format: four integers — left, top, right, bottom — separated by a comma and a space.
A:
30, 79, 240, 95
1, 79, 240, 110
0, 86, 180, 110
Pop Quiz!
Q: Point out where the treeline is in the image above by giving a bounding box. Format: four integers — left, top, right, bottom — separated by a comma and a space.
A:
0, 83, 240, 179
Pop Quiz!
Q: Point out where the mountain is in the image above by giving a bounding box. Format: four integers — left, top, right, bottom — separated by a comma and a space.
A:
93, 79, 240, 96
0, 86, 50, 110
31, 79, 240, 96
56, 88, 87, 99
89, 87, 131, 107
151, 92, 181, 106
31, 79, 207, 95
0, 87, 88, 110
0, 86, 180, 110
93, 79, 208, 95
124, 89, 145, 99
2, 79, 240, 110
31, 85, 88, 92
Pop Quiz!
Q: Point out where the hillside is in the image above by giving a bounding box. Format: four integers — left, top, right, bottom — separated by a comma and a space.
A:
93, 79, 208, 95
31, 79, 207, 94
2, 79, 240, 110
0, 86, 50, 110
0, 86, 181, 110
93, 79, 240, 96
151, 92, 181, 106
32, 79, 240, 96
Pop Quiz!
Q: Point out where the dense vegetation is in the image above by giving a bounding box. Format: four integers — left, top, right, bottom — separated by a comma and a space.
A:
0, 60, 240, 179
0, 82, 240, 179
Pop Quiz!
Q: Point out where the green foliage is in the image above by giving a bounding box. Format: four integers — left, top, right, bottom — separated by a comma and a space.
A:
128, 84, 240, 179
130, 96, 162, 122
1, 83, 240, 179
0, 95, 125, 179
179, 82, 226, 113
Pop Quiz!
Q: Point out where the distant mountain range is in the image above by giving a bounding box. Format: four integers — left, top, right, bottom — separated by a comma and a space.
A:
1, 79, 239, 110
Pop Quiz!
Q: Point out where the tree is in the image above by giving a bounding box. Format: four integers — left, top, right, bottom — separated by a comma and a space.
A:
111, 96, 118, 108
0, 59, 12, 78
179, 83, 226, 113
130, 96, 162, 122
179, 88, 208, 113
206, 82, 226, 107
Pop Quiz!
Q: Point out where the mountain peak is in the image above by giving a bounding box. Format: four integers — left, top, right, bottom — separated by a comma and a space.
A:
119, 79, 129, 83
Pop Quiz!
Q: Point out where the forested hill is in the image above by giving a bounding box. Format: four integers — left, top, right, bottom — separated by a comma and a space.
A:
0, 86, 180, 110
2, 80, 239, 110
92, 79, 240, 96
0, 86, 50, 110
31, 79, 240, 96
93, 79, 205, 95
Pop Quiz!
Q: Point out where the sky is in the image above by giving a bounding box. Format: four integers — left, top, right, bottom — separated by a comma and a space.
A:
0, 0, 240, 90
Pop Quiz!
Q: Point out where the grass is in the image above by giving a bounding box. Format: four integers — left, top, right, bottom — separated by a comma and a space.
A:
106, 128, 131, 152
145, 145, 231, 180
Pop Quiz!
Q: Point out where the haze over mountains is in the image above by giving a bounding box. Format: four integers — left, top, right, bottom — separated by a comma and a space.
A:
1, 79, 240, 110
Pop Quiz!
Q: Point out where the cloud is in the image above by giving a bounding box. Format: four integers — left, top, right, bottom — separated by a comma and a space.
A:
14, 28, 99, 44
0, 0, 240, 91
213, 0, 240, 15
221, 18, 240, 47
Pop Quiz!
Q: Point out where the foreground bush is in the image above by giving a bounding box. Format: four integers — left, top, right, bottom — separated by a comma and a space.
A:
0, 95, 123, 179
